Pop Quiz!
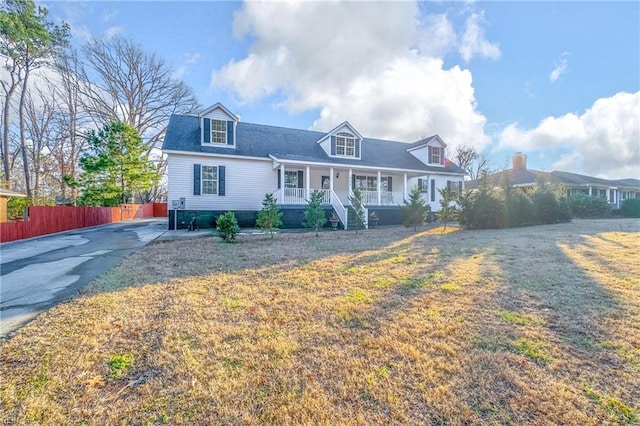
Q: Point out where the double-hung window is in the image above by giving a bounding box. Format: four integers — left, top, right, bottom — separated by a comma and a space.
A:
202, 166, 218, 194
211, 119, 227, 144
428, 146, 443, 165
336, 132, 355, 156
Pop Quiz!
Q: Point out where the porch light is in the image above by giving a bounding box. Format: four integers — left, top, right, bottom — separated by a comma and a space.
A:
336, 172, 340, 178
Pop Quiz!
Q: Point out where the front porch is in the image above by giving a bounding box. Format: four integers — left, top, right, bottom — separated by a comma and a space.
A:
272, 162, 418, 230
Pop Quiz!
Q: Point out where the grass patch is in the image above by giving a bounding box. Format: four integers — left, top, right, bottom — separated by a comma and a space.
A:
1, 220, 639, 424
107, 354, 133, 379
514, 338, 552, 364
498, 310, 537, 326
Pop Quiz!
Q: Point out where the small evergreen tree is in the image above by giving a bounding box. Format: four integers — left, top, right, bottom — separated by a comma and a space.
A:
437, 186, 457, 230
303, 190, 327, 236
348, 189, 366, 234
217, 211, 240, 242
455, 189, 476, 230
256, 192, 282, 238
400, 185, 429, 231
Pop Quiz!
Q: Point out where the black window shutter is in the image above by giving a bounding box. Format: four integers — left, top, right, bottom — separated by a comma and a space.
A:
418, 178, 423, 192
278, 170, 281, 189
447, 180, 452, 191
352, 174, 356, 189
331, 136, 336, 155
203, 119, 210, 143
387, 176, 392, 191
227, 121, 234, 145
218, 165, 226, 196
193, 164, 201, 195
355, 139, 360, 158
430, 179, 435, 202
458, 181, 463, 193
428, 146, 433, 162
297, 170, 303, 188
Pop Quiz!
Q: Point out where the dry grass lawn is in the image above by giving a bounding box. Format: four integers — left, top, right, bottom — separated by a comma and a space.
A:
1, 219, 639, 425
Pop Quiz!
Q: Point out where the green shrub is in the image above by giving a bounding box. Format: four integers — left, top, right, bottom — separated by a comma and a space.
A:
348, 189, 366, 233
568, 193, 611, 218
621, 198, 640, 218
217, 211, 240, 242
504, 189, 534, 227
532, 188, 571, 224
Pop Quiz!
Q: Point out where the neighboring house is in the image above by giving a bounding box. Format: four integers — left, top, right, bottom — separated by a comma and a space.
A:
0, 188, 27, 223
162, 103, 466, 229
467, 152, 640, 208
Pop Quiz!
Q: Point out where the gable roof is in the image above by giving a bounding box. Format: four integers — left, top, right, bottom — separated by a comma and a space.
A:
406, 135, 447, 152
163, 114, 466, 175
199, 102, 239, 121
316, 121, 363, 143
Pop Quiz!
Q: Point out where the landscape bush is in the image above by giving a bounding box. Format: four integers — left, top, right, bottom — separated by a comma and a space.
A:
400, 185, 430, 231
567, 193, 611, 218
217, 211, 240, 242
620, 198, 640, 218
457, 180, 570, 229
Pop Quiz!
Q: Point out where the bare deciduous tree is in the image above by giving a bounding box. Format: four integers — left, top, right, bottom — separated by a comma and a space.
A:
80, 36, 199, 150
454, 145, 492, 180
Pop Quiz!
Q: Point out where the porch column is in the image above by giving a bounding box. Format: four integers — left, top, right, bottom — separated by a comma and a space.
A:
403, 173, 408, 201
377, 170, 381, 205
589, 186, 593, 196
306, 165, 310, 200
280, 164, 285, 202
330, 167, 334, 192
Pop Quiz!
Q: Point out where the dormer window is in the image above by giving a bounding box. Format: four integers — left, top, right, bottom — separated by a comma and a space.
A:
428, 146, 444, 165
210, 119, 227, 144
336, 132, 355, 156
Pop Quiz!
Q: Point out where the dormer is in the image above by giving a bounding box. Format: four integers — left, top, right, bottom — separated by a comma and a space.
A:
200, 103, 239, 148
406, 135, 447, 167
317, 121, 363, 160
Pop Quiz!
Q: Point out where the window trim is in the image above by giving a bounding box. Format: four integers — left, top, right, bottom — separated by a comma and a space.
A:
428, 146, 443, 165
201, 165, 218, 195
336, 132, 356, 157
210, 119, 227, 144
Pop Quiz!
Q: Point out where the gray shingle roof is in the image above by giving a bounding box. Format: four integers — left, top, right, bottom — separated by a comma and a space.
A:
163, 114, 465, 174
466, 168, 640, 189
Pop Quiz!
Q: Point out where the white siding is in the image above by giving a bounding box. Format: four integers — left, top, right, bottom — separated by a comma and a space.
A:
408, 175, 463, 211
168, 154, 275, 211
203, 107, 234, 122
408, 143, 446, 168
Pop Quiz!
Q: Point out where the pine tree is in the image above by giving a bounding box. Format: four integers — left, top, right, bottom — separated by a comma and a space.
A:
437, 186, 457, 230
400, 185, 430, 231
348, 189, 366, 234
256, 192, 282, 238
78, 121, 160, 206
303, 190, 327, 236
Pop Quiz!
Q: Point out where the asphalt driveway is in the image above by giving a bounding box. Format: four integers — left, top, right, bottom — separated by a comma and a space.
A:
0, 219, 167, 337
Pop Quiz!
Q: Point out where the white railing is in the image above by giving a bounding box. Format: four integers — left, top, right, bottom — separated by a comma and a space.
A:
331, 190, 348, 230
281, 188, 331, 204
359, 190, 405, 206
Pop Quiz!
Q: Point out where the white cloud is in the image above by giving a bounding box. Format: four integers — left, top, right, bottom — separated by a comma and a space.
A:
104, 26, 123, 40
173, 53, 201, 80
550, 51, 569, 82
458, 12, 501, 62
499, 91, 640, 179
212, 1, 491, 152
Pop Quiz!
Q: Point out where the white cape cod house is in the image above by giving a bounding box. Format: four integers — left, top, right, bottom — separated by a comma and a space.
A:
162, 103, 466, 229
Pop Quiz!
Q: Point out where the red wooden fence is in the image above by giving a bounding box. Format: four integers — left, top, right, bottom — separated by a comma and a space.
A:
0, 203, 167, 243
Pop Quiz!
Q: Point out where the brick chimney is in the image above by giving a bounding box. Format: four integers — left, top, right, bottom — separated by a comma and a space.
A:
512, 152, 527, 171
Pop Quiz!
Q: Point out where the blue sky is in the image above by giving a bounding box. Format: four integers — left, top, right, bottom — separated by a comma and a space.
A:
44, 1, 639, 179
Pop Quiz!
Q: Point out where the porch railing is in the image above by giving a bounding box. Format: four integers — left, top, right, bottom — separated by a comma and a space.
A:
331, 190, 348, 230
360, 190, 405, 206
281, 188, 331, 204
